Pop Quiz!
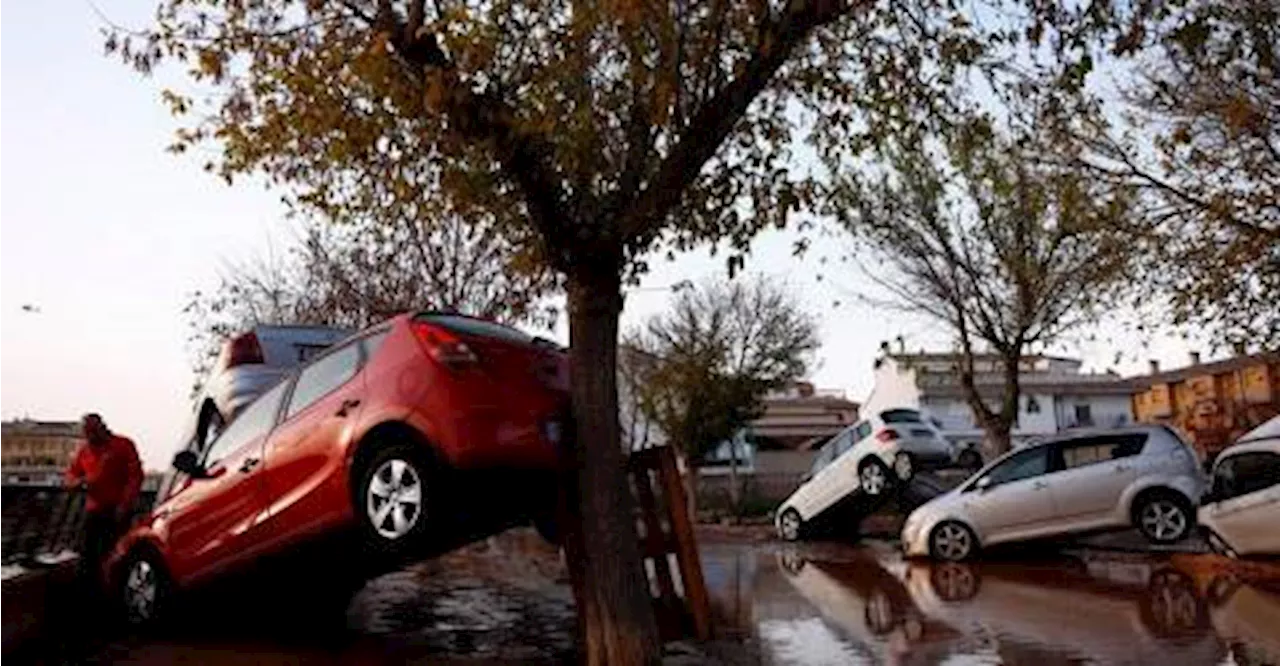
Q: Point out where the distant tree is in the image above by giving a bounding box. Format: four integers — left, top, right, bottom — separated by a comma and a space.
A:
1043, 0, 1279, 350
840, 124, 1138, 455
184, 211, 556, 395
111, 0, 1147, 658
627, 277, 818, 511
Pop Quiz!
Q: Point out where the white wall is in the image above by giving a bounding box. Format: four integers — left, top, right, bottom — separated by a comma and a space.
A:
863, 358, 924, 419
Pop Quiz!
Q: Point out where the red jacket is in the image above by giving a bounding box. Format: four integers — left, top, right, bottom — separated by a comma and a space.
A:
65, 435, 144, 515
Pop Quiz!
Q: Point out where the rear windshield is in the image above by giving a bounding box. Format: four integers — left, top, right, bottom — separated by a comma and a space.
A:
417, 314, 534, 346
880, 409, 924, 424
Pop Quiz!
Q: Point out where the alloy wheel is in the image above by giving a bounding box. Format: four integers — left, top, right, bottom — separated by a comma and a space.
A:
779, 510, 802, 541
366, 459, 423, 540
932, 523, 973, 561
124, 559, 158, 624
861, 462, 888, 495
1140, 499, 1188, 542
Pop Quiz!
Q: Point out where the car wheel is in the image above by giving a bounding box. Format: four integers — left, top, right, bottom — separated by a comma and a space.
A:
356, 444, 434, 556
119, 549, 170, 629
1135, 492, 1193, 544
1143, 569, 1207, 638
892, 452, 914, 481
957, 449, 982, 471
1205, 529, 1239, 559
859, 459, 892, 496
778, 509, 804, 542
930, 562, 980, 601
929, 521, 978, 562
864, 589, 899, 636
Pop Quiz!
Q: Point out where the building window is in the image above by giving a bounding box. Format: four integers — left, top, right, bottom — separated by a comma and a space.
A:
1074, 404, 1094, 427
1026, 396, 1041, 414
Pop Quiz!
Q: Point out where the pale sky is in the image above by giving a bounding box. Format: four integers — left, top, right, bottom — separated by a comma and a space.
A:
1, 1, 1207, 471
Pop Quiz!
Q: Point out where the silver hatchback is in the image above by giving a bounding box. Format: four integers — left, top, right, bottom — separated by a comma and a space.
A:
903, 425, 1206, 561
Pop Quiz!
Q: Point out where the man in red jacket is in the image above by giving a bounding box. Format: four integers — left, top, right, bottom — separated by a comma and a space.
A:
64, 413, 143, 589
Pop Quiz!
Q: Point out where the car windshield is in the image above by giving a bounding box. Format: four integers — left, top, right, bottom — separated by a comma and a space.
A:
880, 409, 923, 424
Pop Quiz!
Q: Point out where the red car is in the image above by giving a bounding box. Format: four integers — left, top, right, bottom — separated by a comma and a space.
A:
109, 313, 569, 625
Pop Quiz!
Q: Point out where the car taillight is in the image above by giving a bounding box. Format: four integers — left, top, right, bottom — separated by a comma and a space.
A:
224, 332, 265, 368
411, 321, 479, 370
876, 429, 900, 444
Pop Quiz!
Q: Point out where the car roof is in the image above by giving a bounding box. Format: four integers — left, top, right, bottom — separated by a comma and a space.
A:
1238, 415, 1280, 443
1026, 424, 1174, 447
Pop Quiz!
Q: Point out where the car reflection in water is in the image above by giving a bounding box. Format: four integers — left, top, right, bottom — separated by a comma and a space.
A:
1203, 574, 1280, 666
709, 541, 1280, 666
773, 547, 981, 666
901, 555, 1228, 665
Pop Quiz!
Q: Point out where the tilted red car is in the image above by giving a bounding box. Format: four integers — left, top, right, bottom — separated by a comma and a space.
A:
108, 313, 570, 625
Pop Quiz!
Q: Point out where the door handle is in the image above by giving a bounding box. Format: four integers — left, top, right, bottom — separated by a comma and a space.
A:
1033, 481, 1048, 490
239, 457, 260, 474
1114, 465, 1130, 474
335, 398, 362, 417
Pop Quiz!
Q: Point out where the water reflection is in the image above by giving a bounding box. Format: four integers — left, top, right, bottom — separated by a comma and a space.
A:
702, 542, 1280, 666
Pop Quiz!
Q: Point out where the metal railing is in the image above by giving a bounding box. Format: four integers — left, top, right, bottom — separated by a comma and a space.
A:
2, 484, 157, 566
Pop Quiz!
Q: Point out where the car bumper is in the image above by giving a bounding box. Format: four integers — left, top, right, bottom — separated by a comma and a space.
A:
901, 523, 931, 557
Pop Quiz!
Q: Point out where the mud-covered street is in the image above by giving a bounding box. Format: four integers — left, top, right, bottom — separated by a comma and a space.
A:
20, 527, 1279, 665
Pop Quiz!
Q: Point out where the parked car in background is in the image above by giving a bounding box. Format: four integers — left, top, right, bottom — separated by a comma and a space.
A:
200, 324, 353, 435
776, 408, 952, 541
1198, 416, 1280, 558
902, 425, 1205, 561
110, 313, 569, 626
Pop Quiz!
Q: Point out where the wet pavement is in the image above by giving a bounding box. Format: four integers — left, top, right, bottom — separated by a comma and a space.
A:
701, 538, 1280, 666
13, 528, 1280, 665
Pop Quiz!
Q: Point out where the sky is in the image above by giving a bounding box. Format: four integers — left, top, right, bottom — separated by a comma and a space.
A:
1, 1, 1208, 471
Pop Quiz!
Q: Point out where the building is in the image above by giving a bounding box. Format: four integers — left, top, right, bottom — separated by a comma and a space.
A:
865, 352, 1134, 451
1130, 352, 1280, 460
2, 419, 80, 486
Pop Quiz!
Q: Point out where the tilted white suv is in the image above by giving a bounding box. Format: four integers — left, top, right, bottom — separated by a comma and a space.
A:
776, 408, 952, 541
902, 425, 1205, 561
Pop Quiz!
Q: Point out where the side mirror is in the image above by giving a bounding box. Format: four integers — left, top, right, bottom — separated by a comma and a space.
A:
172, 450, 207, 478
975, 476, 993, 492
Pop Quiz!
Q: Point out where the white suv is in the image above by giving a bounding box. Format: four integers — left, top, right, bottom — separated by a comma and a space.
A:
902, 425, 1205, 561
776, 408, 952, 541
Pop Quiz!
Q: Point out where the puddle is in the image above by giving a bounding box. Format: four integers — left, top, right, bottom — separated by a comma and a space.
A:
702, 541, 1280, 666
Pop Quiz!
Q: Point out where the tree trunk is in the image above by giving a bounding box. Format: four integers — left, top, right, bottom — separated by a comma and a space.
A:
565, 272, 661, 666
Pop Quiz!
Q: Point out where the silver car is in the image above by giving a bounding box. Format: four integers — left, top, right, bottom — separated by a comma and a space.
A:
198, 324, 352, 436
902, 425, 1205, 560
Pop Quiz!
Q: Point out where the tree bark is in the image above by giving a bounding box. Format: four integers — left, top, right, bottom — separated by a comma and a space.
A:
565, 271, 661, 666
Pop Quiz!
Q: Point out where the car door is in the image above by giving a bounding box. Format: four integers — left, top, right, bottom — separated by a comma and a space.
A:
162, 380, 290, 583
1046, 434, 1146, 526
260, 334, 381, 547
792, 439, 837, 517
1206, 450, 1280, 555
959, 445, 1058, 543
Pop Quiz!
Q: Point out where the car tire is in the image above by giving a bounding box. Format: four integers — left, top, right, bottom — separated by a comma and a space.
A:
957, 449, 982, 471
859, 458, 893, 496
778, 509, 804, 542
928, 521, 978, 562
118, 548, 171, 629
929, 562, 980, 602
1134, 491, 1194, 544
355, 443, 436, 558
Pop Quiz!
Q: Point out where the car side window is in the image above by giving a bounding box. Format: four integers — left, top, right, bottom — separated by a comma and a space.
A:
809, 441, 836, 476
855, 421, 872, 441
204, 381, 289, 469
361, 330, 390, 359
983, 447, 1050, 488
1214, 452, 1280, 501
285, 342, 362, 419
1059, 434, 1147, 470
